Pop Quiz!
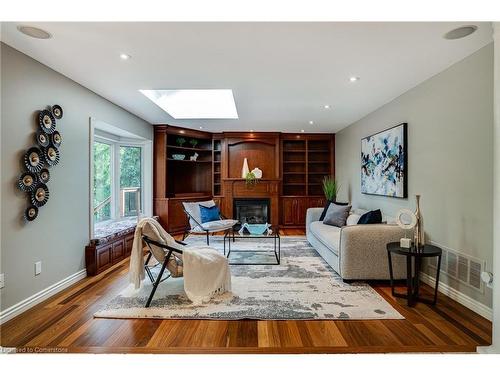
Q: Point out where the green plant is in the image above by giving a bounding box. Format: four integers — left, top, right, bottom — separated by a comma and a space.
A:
176, 137, 186, 147
245, 171, 258, 186
189, 139, 199, 148
322, 176, 340, 201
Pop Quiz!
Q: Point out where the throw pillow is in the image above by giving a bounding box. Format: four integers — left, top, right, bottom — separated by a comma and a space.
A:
199, 204, 220, 223
319, 200, 349, 221
357, 209, 382, 224
323, 203, 352, 227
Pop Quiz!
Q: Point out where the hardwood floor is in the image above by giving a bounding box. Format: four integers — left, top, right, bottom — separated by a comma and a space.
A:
0, 230, 491, 353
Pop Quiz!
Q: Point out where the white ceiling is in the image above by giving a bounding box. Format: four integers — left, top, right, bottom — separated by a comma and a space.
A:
1, 22, 493, 133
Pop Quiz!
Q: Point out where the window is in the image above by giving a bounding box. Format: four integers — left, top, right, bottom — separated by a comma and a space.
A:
93, 139, 144, 223
120, 146, 141, 217
93, 141, 112, 223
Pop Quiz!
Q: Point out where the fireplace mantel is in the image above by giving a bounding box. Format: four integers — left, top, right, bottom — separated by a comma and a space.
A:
222, 178, 280, 226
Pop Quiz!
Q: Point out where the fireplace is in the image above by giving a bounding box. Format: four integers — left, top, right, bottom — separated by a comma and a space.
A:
233, 198, 270, 225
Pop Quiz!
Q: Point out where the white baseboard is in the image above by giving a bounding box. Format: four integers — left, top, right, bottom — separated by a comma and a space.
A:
0, 269, 87, 324
420, 272, 492, 321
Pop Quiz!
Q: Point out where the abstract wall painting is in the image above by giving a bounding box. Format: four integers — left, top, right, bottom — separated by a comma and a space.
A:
361, 123, 407, 198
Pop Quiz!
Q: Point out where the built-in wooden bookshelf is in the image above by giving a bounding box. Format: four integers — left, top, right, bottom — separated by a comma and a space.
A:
213, 138, 222, 196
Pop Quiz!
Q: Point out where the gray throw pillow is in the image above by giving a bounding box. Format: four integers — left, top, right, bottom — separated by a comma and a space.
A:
323, 203, 352, 227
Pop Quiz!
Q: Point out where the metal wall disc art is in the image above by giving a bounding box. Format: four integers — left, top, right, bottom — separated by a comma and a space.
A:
24, 146, 45, 173
20, 104, 63, 222
18, 171, 38, 192
24, 205, 39, 221
39, 168, 50, 183
31, 183, 50, 207
44, 146, 60, 166
36, 130, 50, 147
38, 109, 56, 134
51, 105, 63, 119
51, 131, 62, 148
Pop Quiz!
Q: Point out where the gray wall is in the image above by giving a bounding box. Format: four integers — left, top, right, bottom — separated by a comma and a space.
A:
0, 43, 152, 311
335, 44, 494, 307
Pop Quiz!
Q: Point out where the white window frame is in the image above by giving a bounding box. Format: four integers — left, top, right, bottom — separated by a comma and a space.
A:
89, 118, 152, 239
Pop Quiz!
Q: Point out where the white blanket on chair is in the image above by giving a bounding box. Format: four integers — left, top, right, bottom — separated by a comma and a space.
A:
129, 218, 231, 304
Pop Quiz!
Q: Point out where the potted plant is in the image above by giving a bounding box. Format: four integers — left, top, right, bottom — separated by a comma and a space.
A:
189, 139, 199, 148
176, 137, 186, 147
322, 176, 340, 203
245, 171, 258, 187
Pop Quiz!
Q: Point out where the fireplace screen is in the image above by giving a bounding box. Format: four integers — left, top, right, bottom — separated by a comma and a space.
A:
233, 198, 270, 225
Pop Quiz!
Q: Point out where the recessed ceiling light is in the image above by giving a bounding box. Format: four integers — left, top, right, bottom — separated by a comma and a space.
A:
199, 126, 203, 130
301, 129, 305, 133
349, 76, 360, 82
17, 25, 51, 39
120, 53, 131, 60
250, 129, 254, 132
309, 120, 314, 125
444, 25, 478, 40
179, 130, 185, 134
323, 105, 330, 109
140, 89, 238, 119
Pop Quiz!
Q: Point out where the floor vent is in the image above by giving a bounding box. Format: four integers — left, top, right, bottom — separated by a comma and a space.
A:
427, 242, 485, 293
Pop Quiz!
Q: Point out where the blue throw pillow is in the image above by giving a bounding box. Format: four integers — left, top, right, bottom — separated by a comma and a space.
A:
199, 204, 220, 223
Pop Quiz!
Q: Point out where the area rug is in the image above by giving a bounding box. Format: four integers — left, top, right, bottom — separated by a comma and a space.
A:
94, 236, 403, 320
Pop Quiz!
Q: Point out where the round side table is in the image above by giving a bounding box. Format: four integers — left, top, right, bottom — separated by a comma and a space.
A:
386, 242, 442, 307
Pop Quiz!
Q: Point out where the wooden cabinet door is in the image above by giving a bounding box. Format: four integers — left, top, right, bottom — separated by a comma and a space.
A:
167, 200, 189, 234
282, 198, 296, 225
295, 198, 307, 225
112, 240, 125, 262
97, 245, 112, 273
125, 234, 134, 256
308, 197, 326, 209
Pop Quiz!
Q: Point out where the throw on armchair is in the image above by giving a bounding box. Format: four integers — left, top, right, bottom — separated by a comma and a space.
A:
182, 200, 238, 245
306, 207, 407, 281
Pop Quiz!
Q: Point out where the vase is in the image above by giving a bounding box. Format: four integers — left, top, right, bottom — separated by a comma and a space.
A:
413, 194, 424, 249
242, 158, 250, 178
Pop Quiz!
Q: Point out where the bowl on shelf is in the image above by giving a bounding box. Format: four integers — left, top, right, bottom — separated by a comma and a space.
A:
172, 154, 186, 160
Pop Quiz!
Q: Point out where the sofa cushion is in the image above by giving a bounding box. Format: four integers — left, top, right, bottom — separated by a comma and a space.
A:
319, 200, 349, 222
200, 204, 221, 223
309, 221, 341, 255
346, 214, 361, 226
357, 209, 382, 224
323, 203, 351, 227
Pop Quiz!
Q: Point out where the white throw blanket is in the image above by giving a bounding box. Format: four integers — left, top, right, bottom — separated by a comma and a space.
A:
129, 218, 231, 304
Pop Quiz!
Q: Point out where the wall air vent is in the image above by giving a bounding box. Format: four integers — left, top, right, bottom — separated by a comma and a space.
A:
427, 241, 485, 293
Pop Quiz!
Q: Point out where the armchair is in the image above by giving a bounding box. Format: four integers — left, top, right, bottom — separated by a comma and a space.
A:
182, 200, 238, 245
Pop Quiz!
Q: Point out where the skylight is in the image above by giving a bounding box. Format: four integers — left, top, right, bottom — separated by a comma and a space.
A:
139, 89, 239, 119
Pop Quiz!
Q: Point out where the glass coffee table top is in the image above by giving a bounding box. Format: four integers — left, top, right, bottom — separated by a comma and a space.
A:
224, 225, 280, 265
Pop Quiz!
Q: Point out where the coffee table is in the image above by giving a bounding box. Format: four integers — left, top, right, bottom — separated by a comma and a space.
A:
223, 225, 280, 265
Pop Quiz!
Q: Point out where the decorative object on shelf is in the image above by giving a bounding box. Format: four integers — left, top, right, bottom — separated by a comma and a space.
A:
30, 183, 50, 207
414, 194, 424, 249
38, 109, 56, 134
18, 104, 63, 222
189, 152, 199, 161
24, 205, 39, 221
241, 157, 250, 178
361, 123, 407, 198
39, 168, 50, 184
51, 104, 63, 119
18, 171, 38, 192
395, 208, 417, 248
238, 222, 272, 235
51, 131, 62, 148
35, 130, 50, 147
172, 154, 186, 160
23, 147, 45, 173
189, 138, 198, 148
251, 167, 262, 179
44, 146, 60, 166
175, 137, 186, 147
245, 171, 258, 187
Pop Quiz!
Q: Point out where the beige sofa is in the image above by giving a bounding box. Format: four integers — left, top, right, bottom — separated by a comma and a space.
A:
306, 207, 407, 281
